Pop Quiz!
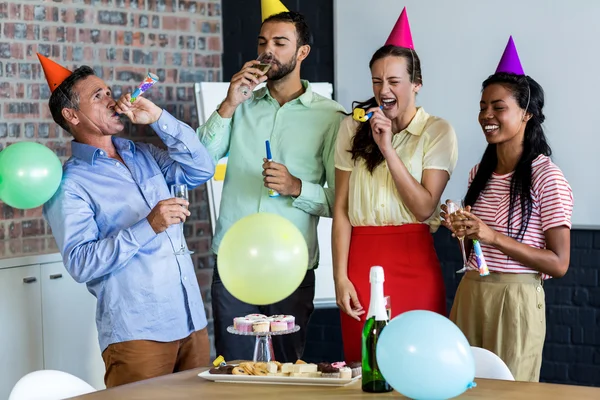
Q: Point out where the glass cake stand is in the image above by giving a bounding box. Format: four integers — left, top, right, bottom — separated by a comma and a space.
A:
227, 325, 300, 362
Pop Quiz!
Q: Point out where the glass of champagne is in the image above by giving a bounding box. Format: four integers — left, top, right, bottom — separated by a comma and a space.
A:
171, 184, 194, 256
447, 200, 468, 273
239, 52, 272, 97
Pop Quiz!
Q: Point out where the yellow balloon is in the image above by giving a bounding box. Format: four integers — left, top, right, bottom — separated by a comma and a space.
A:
217, 212, 308, 305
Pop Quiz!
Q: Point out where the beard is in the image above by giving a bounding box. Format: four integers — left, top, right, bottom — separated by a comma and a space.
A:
266, 54, 298, 81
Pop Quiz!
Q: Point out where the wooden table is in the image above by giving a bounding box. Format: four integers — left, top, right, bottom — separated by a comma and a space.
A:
70, 366, 600, 399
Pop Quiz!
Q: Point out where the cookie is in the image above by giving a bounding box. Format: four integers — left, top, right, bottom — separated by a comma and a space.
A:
232, 367, 249, 375
242, 363, 256, 375
254, 368, 268, 376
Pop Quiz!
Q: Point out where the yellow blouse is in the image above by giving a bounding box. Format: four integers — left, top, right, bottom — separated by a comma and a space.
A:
334, 107, 458, 231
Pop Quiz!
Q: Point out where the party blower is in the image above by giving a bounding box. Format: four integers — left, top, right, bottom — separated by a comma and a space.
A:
130, 72, 159, 102
352, 106, 383, 123
114, 72, 159, 116
265, 140, 279, 198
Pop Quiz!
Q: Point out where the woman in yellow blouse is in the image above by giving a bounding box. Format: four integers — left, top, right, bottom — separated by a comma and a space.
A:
332, 37, 458, 362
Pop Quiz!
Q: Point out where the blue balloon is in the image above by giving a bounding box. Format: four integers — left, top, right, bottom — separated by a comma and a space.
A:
376, 310, 476, 399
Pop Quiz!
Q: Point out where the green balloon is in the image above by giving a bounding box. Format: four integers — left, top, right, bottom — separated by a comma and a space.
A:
0, 142, 63, 210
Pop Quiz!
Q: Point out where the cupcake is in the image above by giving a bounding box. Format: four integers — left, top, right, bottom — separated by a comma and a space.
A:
245, 313, 268, 320
233, 317, 253, 333
252, 319, 270, 332
339, 366, 352, 380
270, 319, 288, 332
281, 315, 295, 329
346, 361, 362, 378
317, 363, 340, 378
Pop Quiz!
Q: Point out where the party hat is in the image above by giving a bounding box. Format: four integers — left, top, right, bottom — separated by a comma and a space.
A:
495, 36, 524, 75
37, 53, 72, 93
261, 0, 289, 22
385, 7, 414, 49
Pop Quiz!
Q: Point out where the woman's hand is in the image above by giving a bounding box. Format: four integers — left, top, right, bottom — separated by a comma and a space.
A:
335, 277, 365, 321
440, 201, 471, 238
368, 107, 393, 154
454, 209, 498, 245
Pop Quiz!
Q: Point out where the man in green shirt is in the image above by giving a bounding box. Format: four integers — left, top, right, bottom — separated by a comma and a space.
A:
198, 11, 345, 362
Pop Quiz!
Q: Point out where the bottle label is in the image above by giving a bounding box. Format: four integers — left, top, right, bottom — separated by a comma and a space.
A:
384, 296, 391, 320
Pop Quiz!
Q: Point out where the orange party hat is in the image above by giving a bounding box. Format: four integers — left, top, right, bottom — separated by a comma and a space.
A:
37, 53, 72, 93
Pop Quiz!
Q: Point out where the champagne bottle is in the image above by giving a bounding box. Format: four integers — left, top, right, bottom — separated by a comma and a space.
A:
361, 266, 393, 393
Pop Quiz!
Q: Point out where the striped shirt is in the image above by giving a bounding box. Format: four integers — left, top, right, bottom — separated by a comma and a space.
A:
466, 155, 573, 278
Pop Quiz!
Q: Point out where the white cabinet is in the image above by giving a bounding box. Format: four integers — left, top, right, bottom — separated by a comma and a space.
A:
41, 261, 105, 390
0, 265, 44, 399
0, 256, 105, 399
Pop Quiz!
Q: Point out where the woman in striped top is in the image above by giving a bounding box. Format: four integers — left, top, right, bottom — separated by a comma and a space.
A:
441, 38, 573, 382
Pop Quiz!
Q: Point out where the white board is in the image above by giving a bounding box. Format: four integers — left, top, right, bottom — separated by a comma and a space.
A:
334, 0, 598, 228
194, 82, 337, 308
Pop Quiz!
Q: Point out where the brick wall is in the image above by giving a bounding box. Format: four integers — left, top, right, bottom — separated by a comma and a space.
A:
0, 0, 222, 347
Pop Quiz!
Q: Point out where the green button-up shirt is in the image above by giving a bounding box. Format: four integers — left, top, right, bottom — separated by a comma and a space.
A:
198, 80, 346, 269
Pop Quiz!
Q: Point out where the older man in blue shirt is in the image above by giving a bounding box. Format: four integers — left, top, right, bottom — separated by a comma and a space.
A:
40, 55, 215, 388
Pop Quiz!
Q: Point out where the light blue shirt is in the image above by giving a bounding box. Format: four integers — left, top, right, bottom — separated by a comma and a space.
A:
43, 110, 215, 352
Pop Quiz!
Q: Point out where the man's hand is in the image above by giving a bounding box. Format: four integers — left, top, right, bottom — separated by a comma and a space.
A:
115, 93, 163, 125
147, 198, 190, 234
218, 60, 268, 118
262, 159, 302, 197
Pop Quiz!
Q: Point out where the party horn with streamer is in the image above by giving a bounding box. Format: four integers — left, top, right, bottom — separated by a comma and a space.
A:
130, 72, 159, 103
473, 240, 490, 276
352, 105, 383, 122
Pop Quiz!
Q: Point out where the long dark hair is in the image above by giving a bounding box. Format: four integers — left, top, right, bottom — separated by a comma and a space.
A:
464, 72, 551, 240
349, 45, 422, 173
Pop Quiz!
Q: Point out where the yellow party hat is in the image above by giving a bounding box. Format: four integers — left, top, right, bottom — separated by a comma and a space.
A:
261, 0, 289, 21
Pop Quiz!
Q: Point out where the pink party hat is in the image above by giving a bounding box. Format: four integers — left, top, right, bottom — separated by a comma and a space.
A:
385, 7, 414, 49
495, 36, 524, 75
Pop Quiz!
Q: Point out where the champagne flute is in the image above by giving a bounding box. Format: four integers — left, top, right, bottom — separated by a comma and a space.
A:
171, 184, 194, 255
239, 52, 272, 97
447, 200, 468, 273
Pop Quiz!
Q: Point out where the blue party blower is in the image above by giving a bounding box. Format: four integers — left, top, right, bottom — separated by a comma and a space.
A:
265, 140, 280, 197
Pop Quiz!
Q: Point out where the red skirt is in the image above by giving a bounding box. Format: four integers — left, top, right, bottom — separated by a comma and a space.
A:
340, 224, 446, 363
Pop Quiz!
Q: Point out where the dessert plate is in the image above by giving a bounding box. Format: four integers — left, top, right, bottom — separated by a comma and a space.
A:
198, 370, 361, 386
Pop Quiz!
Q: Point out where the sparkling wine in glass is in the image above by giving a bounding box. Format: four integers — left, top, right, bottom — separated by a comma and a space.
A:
171, 184, 194, 256
447, 200, 468, 273
239, 53, 272, 97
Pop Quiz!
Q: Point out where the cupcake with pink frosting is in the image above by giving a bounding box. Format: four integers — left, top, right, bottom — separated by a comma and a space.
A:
281, 315, 295, 329
245, 313, 268, 321
233, 317, 253, 333
270, 319, 288, 332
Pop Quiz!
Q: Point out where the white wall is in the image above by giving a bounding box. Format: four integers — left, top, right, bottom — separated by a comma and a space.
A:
334, 0, 599, 228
